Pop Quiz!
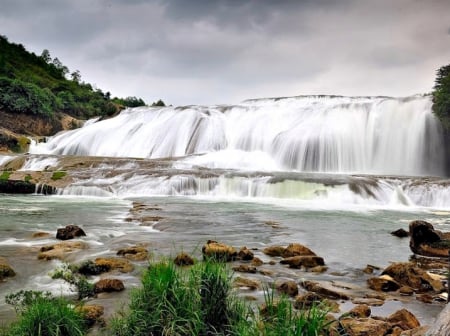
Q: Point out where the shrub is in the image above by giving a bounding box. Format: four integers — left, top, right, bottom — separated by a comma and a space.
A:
0, 171, 11, 181
51, 171, 67, 180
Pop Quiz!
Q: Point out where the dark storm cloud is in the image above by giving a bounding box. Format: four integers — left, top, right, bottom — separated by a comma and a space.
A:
0, 0, 449, 105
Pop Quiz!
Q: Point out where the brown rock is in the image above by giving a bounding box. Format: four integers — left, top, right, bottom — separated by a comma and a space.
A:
258, 269, 274, 276
263, 245, 286, 257
401, 326, 429, 336
94, 279, 125, 293
174, 252, 195, 266
117, 245, 148, 261
202, 240, 237, 261
310, 265, 328, 273
363, 264, 381, 274
31, 231, 51, 239
232, 264, 257, 273
238, 247, 254, 261
275, 280, 298, 297
282, 243, 316, 257
339, 317, 391, 336
251, 257, 263, 266
56, 224, 86, 240
38, 241, 86, 260
351, 297, 385, 306
382, 262, 443, 292
76, 304, 104, 327
391, 228, 409, 238
294, 292, 324, 309
409, 220, 449, 257
387, 309, 420, 331
94, 257, 134, 273
399, 286, 414, 296
0, 257, 15, 279
416, 294, 434, 304
301, 281, 349, 300
280, 255, 325, 268
233, 276, 261, 290
367, 275, 400, 292
348, 304, 371, 318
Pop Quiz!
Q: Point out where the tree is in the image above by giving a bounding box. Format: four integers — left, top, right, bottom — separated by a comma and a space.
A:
40, 49, 51, 63
151, 99, 165, 107
432, 64, 450, 129
70, 70, 81, 83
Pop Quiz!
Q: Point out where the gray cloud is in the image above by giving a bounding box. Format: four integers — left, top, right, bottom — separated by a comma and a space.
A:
0, 0, 449, 105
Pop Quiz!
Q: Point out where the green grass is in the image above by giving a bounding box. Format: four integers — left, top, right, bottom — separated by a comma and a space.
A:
24, 174, 32, 183
5, 294, 87, 336
51, 171, 67, 180
0, 171, 11, 181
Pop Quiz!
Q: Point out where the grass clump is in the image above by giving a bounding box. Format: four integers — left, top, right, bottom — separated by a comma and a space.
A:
50, 171, 67, 180
50, 263, 95, 300
0, 171, 11, 181
4, 290, 87, 336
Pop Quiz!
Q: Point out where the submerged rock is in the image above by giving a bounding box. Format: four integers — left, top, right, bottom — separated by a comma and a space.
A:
76, 304, 104, 327
391, 228, 409, 238
117, 245, 148, 261
275, 280, 298, 297
263, 245, 286, 257
174, 252, 195, 266
0, 257, 15, 279
300, 280, 349, 300
56, 224, 86, 240
233, 276, 261, 290
238, 246, 254, 261
280, 255, 325, 268
38, 241, 87, 260
93, 257, 134, 273
232, 264, 257, 273
94, 279, 125, 293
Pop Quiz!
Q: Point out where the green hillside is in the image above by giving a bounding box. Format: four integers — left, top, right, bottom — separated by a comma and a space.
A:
0, 35, 145, 119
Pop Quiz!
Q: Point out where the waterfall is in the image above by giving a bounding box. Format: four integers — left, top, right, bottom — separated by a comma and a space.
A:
30, 95, 446, 176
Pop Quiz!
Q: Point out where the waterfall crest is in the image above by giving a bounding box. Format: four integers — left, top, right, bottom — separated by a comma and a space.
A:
30, 95, 446, 176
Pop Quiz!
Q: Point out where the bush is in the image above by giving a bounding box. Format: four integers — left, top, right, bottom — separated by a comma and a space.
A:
5, 292, 87, 336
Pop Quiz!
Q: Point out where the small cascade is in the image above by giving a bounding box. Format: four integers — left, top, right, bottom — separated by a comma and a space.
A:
30, 95, 446, 177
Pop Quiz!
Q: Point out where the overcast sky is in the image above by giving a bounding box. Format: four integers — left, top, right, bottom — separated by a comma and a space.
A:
1, 0, 450, 106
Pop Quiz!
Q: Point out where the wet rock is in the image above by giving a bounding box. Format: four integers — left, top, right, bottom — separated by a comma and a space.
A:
351, 297, 385, 306
202, 240, 237, 262
382, 262, 444, 292
79, 304, 104, 327
94, 257, 134, 273
232, 264, 257, 273
367, 275, 400, 292
339, 317, 391, 336
0, 257, 15, 279
56, 224, 86, 240
363, 264, 381, 274
251, 257, 263, 266
409, 220, 450, 257
233, 276, 261, 290
282, 243, 316, 257
387, 308, 420, 331
310, 265, 328, 273
391, 228, 409, 238
238, 246, 254, 261
348, 304, 371, 318
399, 286, 414, 296
31, 231, 51, 239
275, 280, 298, 297
78, 260, 110, 276
406, 326, 429, 336
301, 281, 349, 300
174, 252, 195, 266
294, 292, 325, 309
117, 245, 148, 261
258, 269, 274, 276
263, 245, 285, 257
94, 279, 125, 293
416, 294, 434, 304
38, 241, 86, 260
0, 180, 37, 194
280, 255, 325, 268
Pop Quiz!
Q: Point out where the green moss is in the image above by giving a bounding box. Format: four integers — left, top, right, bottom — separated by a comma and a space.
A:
24, 174, 32, 183
51, 171, 66, 180
0, 171, 12, 181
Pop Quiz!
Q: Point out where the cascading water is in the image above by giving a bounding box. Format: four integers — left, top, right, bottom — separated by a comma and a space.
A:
30, 95, 446, 177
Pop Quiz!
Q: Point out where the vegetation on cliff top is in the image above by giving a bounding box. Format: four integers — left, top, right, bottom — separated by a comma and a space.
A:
0, 35, 154, 119
432, 63, 450, 129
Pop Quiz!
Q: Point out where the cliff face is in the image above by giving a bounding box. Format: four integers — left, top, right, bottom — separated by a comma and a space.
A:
0, 110, 81, 153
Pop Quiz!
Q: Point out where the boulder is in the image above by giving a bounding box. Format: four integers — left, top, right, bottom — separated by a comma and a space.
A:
117, 245, 148, 261
301, 281, 349, 300
263, 245, 286, 257
339, 317, 391, 336
381, 262, 444, 292
294, 292, 325, 309
76, 304, 104, 327
238, 247, 254, 261
387, 309, 420, 331
280, 255, 325, 268
251, 257, 264, 266
367, 275, 400, 292
78, 260, 110, 276
38, 241, 86, 260
94, 257, 134, 273
94, 279, 125, 293
0, 257, 15, 279
275, 280, 298, 297
174, 252, 195, 266
232, 264, 257, 273
56, 225, 86, 240
391, 228, 409, 238
233, 276, 261, 290
282, 243, 316, 257
348, 304, 371, 318
409, 220, 450, 257
202, 240, 237, 262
